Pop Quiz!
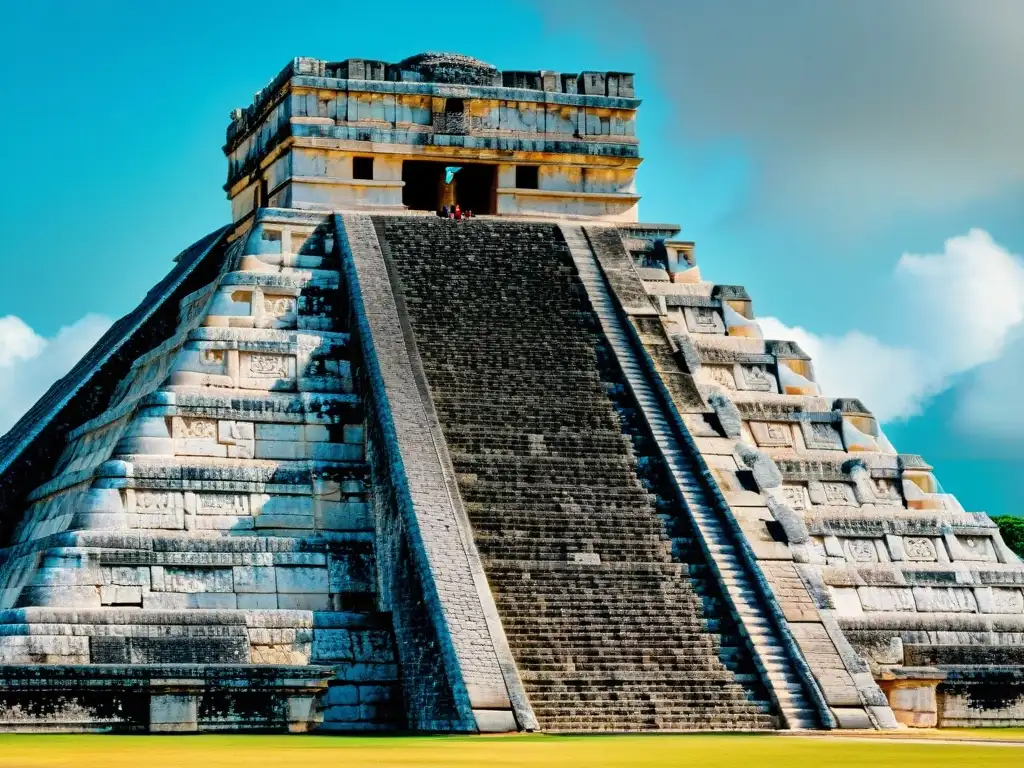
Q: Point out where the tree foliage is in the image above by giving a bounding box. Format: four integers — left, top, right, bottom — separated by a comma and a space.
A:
994, 516, 1024, 558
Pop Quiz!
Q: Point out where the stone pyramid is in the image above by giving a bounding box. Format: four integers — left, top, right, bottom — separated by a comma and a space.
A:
1, 53, 1023, 734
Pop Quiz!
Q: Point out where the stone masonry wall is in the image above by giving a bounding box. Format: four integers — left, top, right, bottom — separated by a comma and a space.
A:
373, 216, 785, 731
588, 225, 893, 729
620, 224, 1024, 728
0, 210, 404, 732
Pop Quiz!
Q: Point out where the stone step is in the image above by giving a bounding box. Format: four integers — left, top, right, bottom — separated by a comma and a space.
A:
378, 218, 784, 731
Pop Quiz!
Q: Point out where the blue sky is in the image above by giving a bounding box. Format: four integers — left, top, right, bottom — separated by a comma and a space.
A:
1, 1, 1022, 516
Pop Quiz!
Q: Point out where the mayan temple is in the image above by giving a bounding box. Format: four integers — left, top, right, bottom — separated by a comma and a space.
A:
1, 52, 1022, 734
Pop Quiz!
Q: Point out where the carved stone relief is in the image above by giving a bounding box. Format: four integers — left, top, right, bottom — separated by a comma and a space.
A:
780, 485, 806, 510
196, 494, 251, 516
845, 539, 879, 563
802, 421, 844, 451
871, 477, 901, 504
991, 588, 1024, 614
185, 297, 208, 324
858, 586, 915, 612
912, 587, 978, 613
822, 482, 854, 505
136, 492, 175, 512
904, 537, 938, 562
173, 418, 217, 440
683, 306, 725, 335
749, 421, 792, 448
736, 364, 776, 393
263, 296, 296, 318
957, 535, 997, 562
246, 354, 289, 378
703, 366, 736, 390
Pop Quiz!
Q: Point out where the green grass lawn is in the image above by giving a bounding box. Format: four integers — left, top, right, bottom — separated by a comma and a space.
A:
0, 733, 1021, 768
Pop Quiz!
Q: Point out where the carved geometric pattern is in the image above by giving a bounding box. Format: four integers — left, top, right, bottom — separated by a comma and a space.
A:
684, 306, 724, 334
737, 364, 776, 392
174, 418, 217, 439
749, 422, 792, 448
821, 482, 854, 505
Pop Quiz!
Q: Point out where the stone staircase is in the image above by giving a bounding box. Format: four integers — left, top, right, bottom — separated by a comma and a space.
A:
563, 224, 824, 729
375, 216, 779, 731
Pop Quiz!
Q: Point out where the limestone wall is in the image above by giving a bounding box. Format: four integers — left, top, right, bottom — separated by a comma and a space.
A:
612, 229, 1024, 728
222, 56, 641, 223
0, 211, 404, 732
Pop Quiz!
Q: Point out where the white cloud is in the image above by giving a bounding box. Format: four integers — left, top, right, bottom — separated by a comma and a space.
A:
756, 318, 927, 422
757, 230, 1024, 426
0, 314, 112, 434
0, 316, 46, 367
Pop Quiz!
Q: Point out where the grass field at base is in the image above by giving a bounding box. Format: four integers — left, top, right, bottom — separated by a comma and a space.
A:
0, 733, 1022, 768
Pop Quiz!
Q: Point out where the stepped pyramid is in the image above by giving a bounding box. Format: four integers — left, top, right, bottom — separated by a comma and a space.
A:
0, 53, 1021, 733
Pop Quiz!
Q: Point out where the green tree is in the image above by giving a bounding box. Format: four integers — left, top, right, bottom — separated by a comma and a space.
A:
994, 516, 1024, 558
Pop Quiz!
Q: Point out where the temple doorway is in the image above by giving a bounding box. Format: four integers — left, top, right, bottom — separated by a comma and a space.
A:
402, 161, 497, 215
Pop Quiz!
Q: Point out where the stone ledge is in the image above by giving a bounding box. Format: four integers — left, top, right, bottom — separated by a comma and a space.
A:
840, 614, 1024, 632
0, 663, 333, 684
0, 663, 333, 733
0, 608, 390, 630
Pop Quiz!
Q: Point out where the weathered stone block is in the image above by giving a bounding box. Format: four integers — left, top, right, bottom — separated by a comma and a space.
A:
255, 440, 307, 460
99, 585, 143, 605
324, 685, 358, 706
194, 593, 238, 609
238, 594, 278, 609
255, 423, 303, 441
152, 566, 234, 593
150, 695, 198, 732
313, 630, 353, 661
912, 586, 978, 613
857, 586, 915, 612
233, 566, 277, 593
831, 707, 873, 729
322, 704, 361, 723
277, 593, 331, 610
276, 566, 330, 594
318, 501, 372, 531
102, 566, 150, 587
351, 631, 396, 663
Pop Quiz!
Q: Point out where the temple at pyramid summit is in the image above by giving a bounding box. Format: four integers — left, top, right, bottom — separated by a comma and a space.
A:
1, 52, 1023, 733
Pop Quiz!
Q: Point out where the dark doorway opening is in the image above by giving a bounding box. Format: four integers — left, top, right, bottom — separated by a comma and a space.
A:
402, 161, 497, 215
515, 165, 539, 189
353, 156, 374, 180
